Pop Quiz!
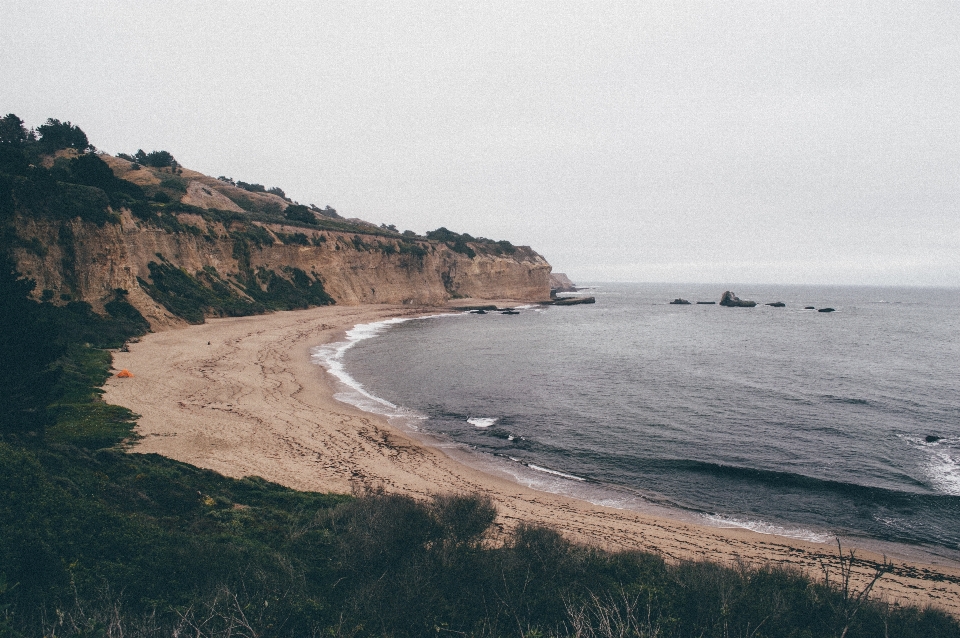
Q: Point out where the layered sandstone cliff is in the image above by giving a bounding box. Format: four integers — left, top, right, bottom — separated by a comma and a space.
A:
10, 209, 551, 329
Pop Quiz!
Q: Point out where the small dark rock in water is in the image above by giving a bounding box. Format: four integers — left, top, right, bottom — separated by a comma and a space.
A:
804, 306, 815, 310
697, 301, 716, 304
500, 309, 520, 315
471, 309, 487, 314
550, 296, 595, 306
670, 298, 691, 305
926, 435, 942, 443
719, 291, 757, 307
818, 308, 836, 313
766, 302, 786, 307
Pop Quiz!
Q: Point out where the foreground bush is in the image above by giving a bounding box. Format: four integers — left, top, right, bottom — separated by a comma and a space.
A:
1, 451, 957, 638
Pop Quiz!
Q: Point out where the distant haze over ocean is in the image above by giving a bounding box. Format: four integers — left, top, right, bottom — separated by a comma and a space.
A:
318, 283, 960, 559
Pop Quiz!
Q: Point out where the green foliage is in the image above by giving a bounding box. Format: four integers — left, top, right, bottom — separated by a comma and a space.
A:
104, 290, 151, 337
0, 256, 148, 442
0, 114, 31, 148
275, 231, 311, 246
232, 223, 274, 248
134, 149, 175, 168
425, 227, 522, 259
398, 240, 428, 258
138, 262, 261, 323
245, 266, 335, 310
138, 259, 334, 325
425, 226, 459, 242
5, 174, 115, 226
283, 204, 316, 225
425, 227, 477, 258
158, 176, 187, 193
236, 181, 265, 193
47, 392, 138, 449
36, 119, 92, 153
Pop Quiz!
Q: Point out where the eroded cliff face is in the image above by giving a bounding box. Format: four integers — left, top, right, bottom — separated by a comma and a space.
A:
10, 211, 552, 329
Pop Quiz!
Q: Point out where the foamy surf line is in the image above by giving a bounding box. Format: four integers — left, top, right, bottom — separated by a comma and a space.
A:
309, 312, 841, 551
704, 514, 832, 544
527, 463, 586, 482
309, 313, 785, 532
310, 313, 458, 421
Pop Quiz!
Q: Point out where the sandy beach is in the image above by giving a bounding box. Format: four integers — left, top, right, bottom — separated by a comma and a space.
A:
103, 304, 960, 616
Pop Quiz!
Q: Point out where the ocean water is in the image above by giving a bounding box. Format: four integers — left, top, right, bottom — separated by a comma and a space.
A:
312, 283, 960, 559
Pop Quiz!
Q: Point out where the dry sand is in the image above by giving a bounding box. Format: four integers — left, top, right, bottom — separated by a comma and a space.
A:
103, 304, 960, 616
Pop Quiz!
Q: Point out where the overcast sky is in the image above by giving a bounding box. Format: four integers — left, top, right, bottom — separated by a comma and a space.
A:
3, 2, 959, 286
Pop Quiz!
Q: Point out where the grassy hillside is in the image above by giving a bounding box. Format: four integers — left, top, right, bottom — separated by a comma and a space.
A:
1, 115, 959, 636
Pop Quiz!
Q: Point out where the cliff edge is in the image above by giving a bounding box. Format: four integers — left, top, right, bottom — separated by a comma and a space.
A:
3, 141, 552, 329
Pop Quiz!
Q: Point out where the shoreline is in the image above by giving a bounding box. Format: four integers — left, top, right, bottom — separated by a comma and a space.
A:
103, 303, 960, 616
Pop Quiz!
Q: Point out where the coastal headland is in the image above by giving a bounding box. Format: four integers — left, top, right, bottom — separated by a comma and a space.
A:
103, 302, 960, 617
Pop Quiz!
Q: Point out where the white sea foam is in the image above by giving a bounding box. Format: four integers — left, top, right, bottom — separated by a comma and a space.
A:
310, 314, 451, 422
467, 417, 498, 428
704, 514, 832, 544
527, 463, 586, 482
898, 433, 960, 496
927, 447, 960, 496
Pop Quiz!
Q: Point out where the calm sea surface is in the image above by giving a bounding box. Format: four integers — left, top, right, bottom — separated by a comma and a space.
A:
313, 283, 960, 558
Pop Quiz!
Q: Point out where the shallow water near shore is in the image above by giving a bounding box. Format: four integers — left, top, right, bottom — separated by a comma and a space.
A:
314, 283, 960, 561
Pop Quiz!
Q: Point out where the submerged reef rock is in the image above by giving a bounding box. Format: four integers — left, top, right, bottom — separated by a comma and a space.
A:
719, 291, 757, 307
818, 308, 836, 313
670, 298, 691, 305
766, 302, 786, 307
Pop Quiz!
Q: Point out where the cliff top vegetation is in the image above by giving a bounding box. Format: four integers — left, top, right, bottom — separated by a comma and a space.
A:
1, 113, 524, 255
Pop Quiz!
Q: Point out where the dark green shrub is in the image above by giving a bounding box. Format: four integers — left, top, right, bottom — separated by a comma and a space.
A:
135, 149, 175, 168
284, 204, 316, 225
158, 176, 186, 193
398, 240, 428, 258
236, 181, 265, 193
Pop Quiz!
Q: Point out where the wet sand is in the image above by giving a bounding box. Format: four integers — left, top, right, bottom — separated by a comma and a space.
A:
103, 304, 960, 616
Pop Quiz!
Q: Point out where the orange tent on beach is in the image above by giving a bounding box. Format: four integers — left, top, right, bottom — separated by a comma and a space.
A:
116, 369, 134, 378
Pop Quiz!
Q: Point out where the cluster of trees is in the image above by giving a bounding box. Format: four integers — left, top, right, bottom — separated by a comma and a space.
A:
216, 176, 288, 200
0, 115, 94, 155
0, 114, 93, 155
117, 149, 181, 174
426, 226, 518, 258
0, 114, 147, 225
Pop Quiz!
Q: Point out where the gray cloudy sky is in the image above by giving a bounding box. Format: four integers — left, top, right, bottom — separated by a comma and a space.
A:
3, 2, 959, 286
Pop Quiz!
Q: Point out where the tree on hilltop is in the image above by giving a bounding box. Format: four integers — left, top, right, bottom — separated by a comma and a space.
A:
134, 149, 176, 168
36, 118, 93, 152
0, 114, 33, 147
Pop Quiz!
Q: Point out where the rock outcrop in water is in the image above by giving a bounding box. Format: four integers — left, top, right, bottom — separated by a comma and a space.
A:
549, 272, 577, 293
719, 291, 756, 307
670, 298, 691, 305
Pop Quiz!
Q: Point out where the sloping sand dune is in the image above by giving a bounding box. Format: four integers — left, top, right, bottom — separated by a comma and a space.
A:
103, 304, 960, 616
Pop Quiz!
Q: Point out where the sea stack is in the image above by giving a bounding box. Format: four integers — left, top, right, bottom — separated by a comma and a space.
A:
719, 291, 757, 307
